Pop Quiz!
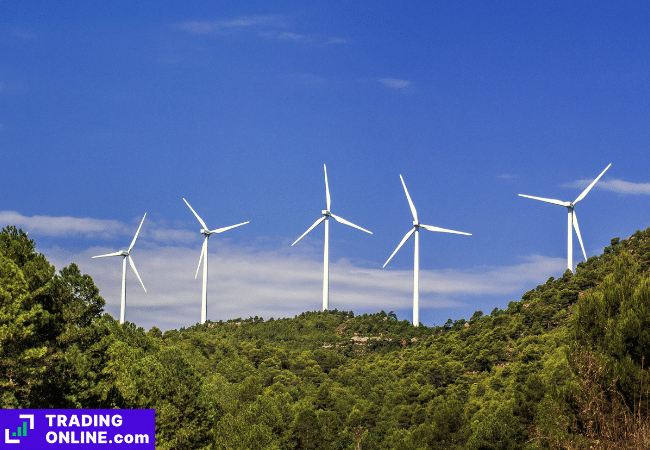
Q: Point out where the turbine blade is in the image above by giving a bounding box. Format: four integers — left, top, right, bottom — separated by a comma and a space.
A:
572, 212, 588, 261
573, 163, 612, 204
324, 164, 331, 211
195, 238, 207, 279
330, 213, 372, 234
518, 194, 570, 207
210, 221, 250, 234
183, 198, 208, 229
92, 251, 123, 258
291, 217, 326, 246
128, 213, 147, 252
420, 224, 471, 236
128, 256, 146, 293
383, 228, 415, 268
400, 175, 418, 222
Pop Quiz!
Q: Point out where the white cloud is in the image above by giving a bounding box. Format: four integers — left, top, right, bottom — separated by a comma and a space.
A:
176, 16, 284, 35
4, 211, 568, 330
176, 16, 346, 47
0, 211, 194, 243
379, 78, 411, 89
259, 30, 307, 42
0, 211, 127, 239
563, 178, 650, 195
40, 234, 565, 331
277, 32, 305, 41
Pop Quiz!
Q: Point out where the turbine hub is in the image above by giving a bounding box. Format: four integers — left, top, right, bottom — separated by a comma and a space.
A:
322, 210, 331, 216
413, 221, 420, 227
121, 250, 129, 256
201, 229, 210, 235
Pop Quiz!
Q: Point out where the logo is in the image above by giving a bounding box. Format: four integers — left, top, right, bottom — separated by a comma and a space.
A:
4, 414, 34, 444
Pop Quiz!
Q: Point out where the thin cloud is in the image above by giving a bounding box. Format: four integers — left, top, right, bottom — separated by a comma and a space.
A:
176, 16, 344, 47
0, 211, 194, 243
12, 29, 36, 39
176, 15, 284, 35
12, 213, 566, 330
0, 211, 127, 239
497, 174, 519, 180
40, 234, 565, 331
278, 32, 305, 41
259, 30, 307, 42
2, 26, 36, 40
563, 178, 650, 195
379, 78, 411, 89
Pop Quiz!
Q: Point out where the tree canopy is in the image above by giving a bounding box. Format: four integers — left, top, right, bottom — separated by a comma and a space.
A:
3, 225, 650, 448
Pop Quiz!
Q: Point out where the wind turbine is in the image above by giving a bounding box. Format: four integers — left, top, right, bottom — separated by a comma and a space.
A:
519, 163, 611, 272
184, 198, 249, 324
383, 175, 471, 327
92, 213, 147, 324
292, 164, 373, 311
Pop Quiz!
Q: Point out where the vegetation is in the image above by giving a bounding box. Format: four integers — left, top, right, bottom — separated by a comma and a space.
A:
3, 224, 650, 448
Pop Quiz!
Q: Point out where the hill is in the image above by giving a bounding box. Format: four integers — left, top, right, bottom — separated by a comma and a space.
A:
2, 224, 650, 449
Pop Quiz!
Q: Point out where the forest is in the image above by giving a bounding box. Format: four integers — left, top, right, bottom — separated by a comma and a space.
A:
2, 224, 650, 449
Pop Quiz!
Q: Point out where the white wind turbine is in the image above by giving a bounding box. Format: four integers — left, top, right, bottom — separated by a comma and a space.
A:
184, 198, 249, 324
292, 164, 372, 311
92, 213, 147, 324
519, 163, 611, 272
383, 175, 471, 327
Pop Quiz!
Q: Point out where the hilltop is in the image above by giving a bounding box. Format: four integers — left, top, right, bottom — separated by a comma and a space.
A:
2, 224, 650, 449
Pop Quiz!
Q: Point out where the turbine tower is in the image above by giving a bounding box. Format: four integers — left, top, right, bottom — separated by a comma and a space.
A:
184, 198, 249, 324
292, 164, 372, 311
519, 163, 611, 272
383, 175, 471, 327
92, 213, 147, 324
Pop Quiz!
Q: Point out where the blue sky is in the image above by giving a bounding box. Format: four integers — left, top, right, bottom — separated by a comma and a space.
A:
2, 2, 649, 331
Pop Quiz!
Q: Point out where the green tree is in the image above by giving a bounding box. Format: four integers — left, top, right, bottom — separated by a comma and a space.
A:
29, 263, 107, 407
466, 405, 524, 450
0, 254, 48, 407
569, 252, 650, 406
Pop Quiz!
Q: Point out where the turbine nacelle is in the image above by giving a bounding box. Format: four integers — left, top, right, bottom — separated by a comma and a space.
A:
183, 197, 250, 324
384, 175, 471, 327
91, 212, 147, 324
518, 163, 611, 271
293, 164, 373, 311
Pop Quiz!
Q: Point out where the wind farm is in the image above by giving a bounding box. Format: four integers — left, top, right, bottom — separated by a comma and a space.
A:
4, 3, 650, 445
11, 162, 617, 330
67, 163, 617, 330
